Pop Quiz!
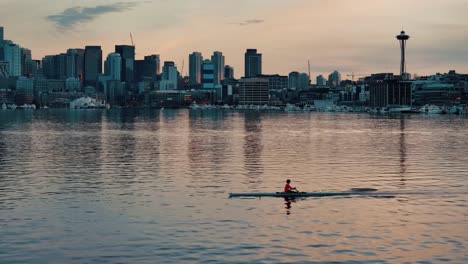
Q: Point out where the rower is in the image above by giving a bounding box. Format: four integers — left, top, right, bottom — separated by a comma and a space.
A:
284, 179, 298, 193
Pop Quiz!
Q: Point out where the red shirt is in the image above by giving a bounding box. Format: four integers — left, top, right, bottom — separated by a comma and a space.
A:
284, 183, 292, 192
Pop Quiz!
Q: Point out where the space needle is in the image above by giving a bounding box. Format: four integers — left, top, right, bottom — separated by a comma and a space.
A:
396, 30, 410, 80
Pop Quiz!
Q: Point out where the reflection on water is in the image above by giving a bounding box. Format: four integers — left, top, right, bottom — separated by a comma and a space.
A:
243, 112, 263, 183
0, 109, 467, 263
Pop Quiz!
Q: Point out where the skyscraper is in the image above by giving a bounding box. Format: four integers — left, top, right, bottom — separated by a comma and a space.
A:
327, 70, 341, 87
104, 53, 121, 80
161, 61, 178, 90
21, 48, 32, 76
288, 71, 300, 89
66, 49, 78, 78
115, 45, 135, 83
84, 46, 102, 86
224, 65, 234, 79
211, 51, 225, 84
135, 55, 158, 81
244, 49, 262, 77
4, 43, 21, 77
202, 59, 215, 89
316, 75, 325, 86
189, 52, 203, 84
0, 27, 5, 61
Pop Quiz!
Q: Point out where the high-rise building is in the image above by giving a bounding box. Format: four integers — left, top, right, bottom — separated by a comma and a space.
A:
84, 46, 102, 86
244, 49, 262, 78
161, 61, 178, 90
288, 71, 300, 89
259, 74, 288, 90
15, 76, 34, 105
0, 27, 5, 62
4, 43, 21, 77
0, 61, 8, 78
224, 65, 234, 79
201, 60, 215, 89
211, 51, 224, 84
327, 70, 341, 87
115, 45, 135, 83
135, 55, 158, 81
189, 52, 203, 84
155, 55, 161, 75
104, 53, 121, 80
21, 48, 32, 76
316, 75, 325, 86
238, 77, 269, 105
66, 49, 85, 79
299, 73, 310, 90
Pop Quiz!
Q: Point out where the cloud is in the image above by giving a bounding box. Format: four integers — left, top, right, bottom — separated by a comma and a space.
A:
47, 2, 139, 31
231, 19, 265, 26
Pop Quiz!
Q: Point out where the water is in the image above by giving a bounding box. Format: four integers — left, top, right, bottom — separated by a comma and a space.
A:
0, 109, 467, 263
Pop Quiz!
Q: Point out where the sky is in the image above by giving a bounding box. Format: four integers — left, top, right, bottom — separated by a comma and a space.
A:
1, 0, 468, 79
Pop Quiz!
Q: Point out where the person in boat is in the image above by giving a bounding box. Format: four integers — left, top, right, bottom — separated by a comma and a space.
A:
284, 179, 298, 193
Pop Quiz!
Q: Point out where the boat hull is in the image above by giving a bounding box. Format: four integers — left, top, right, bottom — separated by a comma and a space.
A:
229, 191, 387, 198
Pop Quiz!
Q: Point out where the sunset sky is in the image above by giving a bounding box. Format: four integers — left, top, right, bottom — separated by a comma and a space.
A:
1, 0, 467, 79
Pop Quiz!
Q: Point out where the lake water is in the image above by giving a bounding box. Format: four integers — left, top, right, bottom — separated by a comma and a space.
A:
0, 109, 467, 263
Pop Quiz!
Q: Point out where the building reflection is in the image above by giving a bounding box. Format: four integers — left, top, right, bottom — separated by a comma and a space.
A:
399, 117, 407, 185
243, 112, 264, 182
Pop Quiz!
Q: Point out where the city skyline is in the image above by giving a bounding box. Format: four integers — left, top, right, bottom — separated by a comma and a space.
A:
1, 0, 467, 78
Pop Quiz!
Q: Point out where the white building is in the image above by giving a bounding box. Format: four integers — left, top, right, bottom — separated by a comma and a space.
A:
104, 52, 121, 80
160, 62, 178, 90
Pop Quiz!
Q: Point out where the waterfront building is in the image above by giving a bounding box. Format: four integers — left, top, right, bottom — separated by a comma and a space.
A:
31, 60, 42, 78
224, 65, 234, 79
327, 70, 341, 87
411, 79, 465, 106
299, 73, 310, 90
134, 55, 158, 81
288, 71, 300, 89
259, 74, 288, 91
238, 77, 269, 105
189, 52, 203, 85
0, 61, 9, 78
4, 43, 21, 77
83, 46, 102, 87
65, 49, 84, 80
244, 49, 262, 77
65, 77, 81, 92
21, 48, 32, 77
161, 61, 178, 90
104, 53, 121, 80
369, 79, 411, 107
15, 76, 34, 104
115, 45, 135, 84
316, 75, 325, 86
211, 51, 225, 84
201, 59, 215, 89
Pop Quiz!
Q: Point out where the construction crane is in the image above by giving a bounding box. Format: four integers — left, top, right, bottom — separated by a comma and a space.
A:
181, 59, 185, 77
346, 72, 366, 81
129, 32, 135, 47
